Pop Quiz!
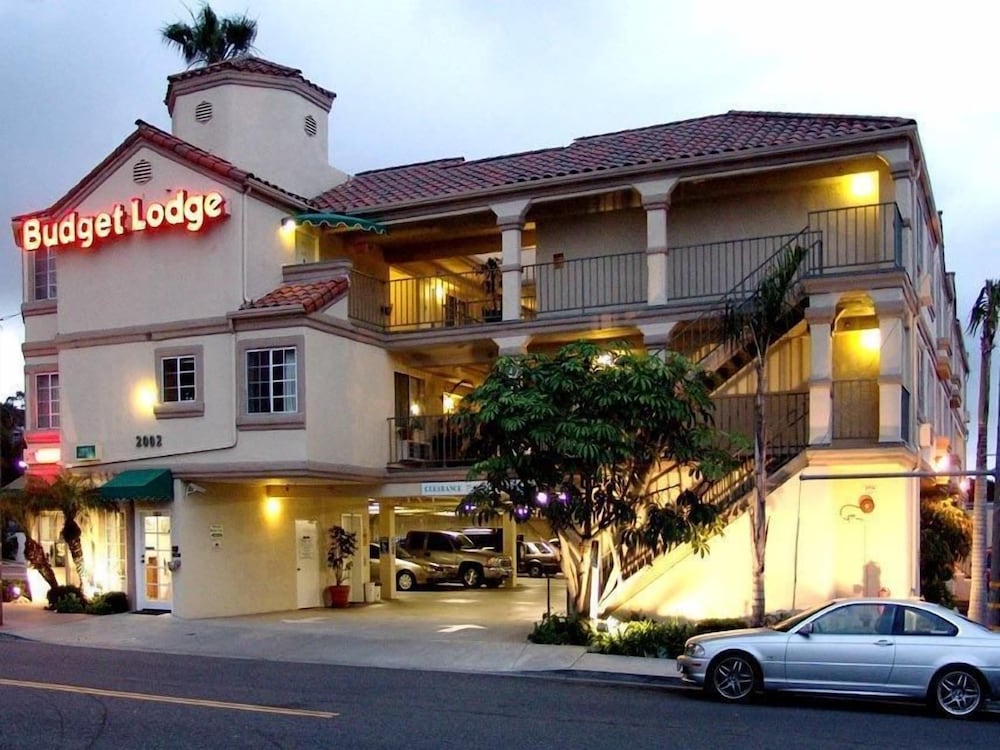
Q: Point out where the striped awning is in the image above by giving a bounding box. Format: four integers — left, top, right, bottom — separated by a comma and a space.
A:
289, 212, 387, 235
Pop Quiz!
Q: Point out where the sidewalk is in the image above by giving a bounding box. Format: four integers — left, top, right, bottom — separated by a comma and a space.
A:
0, 598, 682, 686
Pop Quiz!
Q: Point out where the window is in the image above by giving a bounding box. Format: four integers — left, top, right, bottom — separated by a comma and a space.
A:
237, 336, 305, 430
33, 247, 56, 301
901, 607, 957, 637
154, 346, 204, 419
810, 603, 891, 635
163, 356, 196, 402
247, 347, 297, 413
35, 372, 59, 429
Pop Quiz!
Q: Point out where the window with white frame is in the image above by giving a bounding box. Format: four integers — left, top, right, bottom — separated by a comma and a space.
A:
162, 355, 196, 402
153, 345, 204, 419
35, 372, 59, 429
33, 247, 56, 301
247, 347, 298, 414
237, 336, 304, 429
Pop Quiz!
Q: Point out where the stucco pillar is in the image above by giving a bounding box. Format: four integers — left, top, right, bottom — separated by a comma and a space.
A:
377, 501, 396, 600
493, 334, 531, 357
634, 178, 679, 306
806, 306, 834, 444
880, 146, 915, 273
639, 321, 678, 360
491, 200, 531, 322
876, 299, 907, 443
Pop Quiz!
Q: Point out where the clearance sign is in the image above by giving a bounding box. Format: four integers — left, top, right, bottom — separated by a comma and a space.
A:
14, 190, 228, 251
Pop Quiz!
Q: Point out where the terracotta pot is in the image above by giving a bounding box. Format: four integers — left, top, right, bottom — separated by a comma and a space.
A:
325, 584, 351, 608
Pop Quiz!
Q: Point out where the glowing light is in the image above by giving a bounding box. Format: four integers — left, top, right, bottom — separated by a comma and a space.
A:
849, 172, 877, 199
596, 353, 615, 368
280, 217, 297, 234
34, 447, 61, 464
264, 497, 282, 519
410, 403, 421, 416
860, 328, 881, 351
132, 381, 158, 414
442, 393, 457, 414
536, 491, 549, 505
934, 454, 951, 473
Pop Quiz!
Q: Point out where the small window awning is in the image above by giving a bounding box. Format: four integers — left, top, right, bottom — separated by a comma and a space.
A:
99, 469, 174, 502
288, 212, 387, 235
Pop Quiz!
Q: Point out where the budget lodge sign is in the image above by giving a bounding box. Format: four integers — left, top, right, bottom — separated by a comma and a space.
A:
14, 190, 228, 252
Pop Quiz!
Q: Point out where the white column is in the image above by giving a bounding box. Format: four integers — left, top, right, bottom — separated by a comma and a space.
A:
638, 321, 678, 360
491, 199, 531, 322
807, 307, 834, 444
880, 146, 915, 273
493, 335, 531, 357
502, 514, 517, 588
634, 178, 678, 306
877, 299, 907, 443
377, 501, 396, 600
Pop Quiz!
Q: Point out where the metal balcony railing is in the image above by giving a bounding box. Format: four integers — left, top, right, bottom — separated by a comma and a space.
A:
832, 379, 880, 440
387, 414, 474, 467
807, 202, 903, 274
521, 252, 646, 317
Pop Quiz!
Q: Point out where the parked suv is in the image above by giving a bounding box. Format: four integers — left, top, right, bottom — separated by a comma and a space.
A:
401, 530, 513, 588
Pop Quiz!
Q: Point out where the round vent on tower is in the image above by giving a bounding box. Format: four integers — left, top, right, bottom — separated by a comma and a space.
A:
132, 159, 152, 184
195, 100, 213, 123
304, 114, 318, 137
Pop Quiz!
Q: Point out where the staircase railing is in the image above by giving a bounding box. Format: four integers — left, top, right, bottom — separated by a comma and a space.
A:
619, 391, 809, 579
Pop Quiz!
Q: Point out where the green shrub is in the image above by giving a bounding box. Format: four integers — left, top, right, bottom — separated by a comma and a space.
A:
528, 612, 592, 645
53, 594, 86, 613
591, 617, 694, 658
46, 585, 86, 610
85, 591, 130, 615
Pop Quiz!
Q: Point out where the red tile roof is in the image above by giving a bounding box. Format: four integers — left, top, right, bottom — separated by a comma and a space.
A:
241, 277, 349, 314
314, 111, 915, 212
166, 56, 335, 107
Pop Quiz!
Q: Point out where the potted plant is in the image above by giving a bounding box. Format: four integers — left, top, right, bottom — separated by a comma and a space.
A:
325, 525, 358, 608
477, 257, 503, 322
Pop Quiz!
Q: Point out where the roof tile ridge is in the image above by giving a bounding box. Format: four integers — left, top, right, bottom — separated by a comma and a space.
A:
353, 156, 467, 176
726, 109, 916, 124
570, 112, 732, 144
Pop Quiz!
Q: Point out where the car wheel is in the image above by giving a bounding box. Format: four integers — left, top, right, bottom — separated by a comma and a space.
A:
707, 652, 759, 703
396, 570, 416, 592
931, 667, 986, 718
528, 562, 543, 578
461, 565, 483, 588
484, 579, 501, 588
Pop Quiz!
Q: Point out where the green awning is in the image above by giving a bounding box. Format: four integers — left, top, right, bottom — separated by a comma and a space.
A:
290, 212, 388, 235
99, 469, 174, 502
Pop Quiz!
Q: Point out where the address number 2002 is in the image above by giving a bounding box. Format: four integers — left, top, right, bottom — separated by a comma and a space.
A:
136, 434, 163, 448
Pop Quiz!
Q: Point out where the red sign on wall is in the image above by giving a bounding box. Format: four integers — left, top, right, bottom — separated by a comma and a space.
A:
13, 190, 228, 252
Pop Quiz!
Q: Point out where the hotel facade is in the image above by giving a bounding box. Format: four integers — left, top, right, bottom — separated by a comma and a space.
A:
10, 58, 968, 619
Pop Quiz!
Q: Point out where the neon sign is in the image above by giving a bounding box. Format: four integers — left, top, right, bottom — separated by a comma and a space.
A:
15, 190, 228, 252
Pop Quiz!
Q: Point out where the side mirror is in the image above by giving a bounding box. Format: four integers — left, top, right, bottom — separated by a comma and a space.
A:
797, 622, 813, 637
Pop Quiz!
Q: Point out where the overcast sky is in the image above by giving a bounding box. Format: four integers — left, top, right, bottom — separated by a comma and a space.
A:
1, 1, 998, 459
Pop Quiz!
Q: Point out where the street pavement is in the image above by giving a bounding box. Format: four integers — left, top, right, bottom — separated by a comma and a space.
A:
0, 581, 682, 686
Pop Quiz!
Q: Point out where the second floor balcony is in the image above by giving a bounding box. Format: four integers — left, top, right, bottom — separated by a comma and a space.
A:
348, 202, 905, 333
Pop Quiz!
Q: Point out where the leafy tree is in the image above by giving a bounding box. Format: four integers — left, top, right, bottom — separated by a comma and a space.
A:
1, 391, 25, 487
452, 341, 737, 618
0, 485, 58, 591
22, 472, 107, 589
720, 245, 807, 627
161, 2, 258, 68
967, 279, 1000, 623
920, 487, 972, 607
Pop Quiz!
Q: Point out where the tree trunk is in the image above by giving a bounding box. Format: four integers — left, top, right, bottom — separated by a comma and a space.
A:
970, 339, 992, 623
23, 536, 58, 591
63, 516, 88, 588
559, 529, 595, 617
750, 359, 769, 627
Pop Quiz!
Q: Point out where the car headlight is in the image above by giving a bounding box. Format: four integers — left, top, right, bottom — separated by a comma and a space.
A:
684, 642, 705, 657
488, 556, 507, 567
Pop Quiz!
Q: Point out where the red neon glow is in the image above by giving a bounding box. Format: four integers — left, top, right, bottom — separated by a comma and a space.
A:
15, 190, 228, 252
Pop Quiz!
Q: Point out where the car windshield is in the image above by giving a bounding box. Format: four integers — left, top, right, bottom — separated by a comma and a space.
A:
771, 601, 837, 632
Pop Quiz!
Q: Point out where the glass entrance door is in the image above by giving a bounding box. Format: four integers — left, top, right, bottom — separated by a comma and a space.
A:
138, 511, 172, 610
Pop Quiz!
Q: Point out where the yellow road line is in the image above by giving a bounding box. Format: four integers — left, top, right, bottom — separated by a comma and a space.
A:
0, 678, 336, 719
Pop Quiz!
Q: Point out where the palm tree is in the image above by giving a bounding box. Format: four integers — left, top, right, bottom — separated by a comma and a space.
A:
721, 244, 807, 626
0, 486, 59, 591
967, 279, 1000, 623
23, 472, 105, 589
161, 3, 258, 68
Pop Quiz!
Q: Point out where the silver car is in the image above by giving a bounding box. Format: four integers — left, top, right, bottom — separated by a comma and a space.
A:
677, 598, 1000, 718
